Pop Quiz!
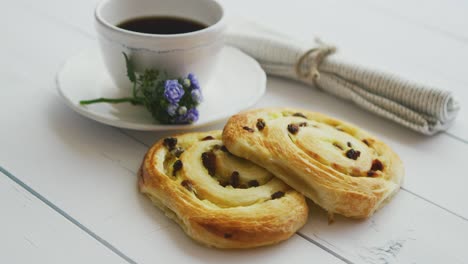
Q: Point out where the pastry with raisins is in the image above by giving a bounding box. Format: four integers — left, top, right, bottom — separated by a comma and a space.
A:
223, 108, 404, 218
139, 130, 308, 248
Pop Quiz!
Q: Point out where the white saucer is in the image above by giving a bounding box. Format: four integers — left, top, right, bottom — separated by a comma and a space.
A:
56, 46, 266, 131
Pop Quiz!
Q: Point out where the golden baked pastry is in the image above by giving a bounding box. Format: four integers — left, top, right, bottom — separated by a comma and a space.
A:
223, 108, 404, 218
138, 130, 308, 248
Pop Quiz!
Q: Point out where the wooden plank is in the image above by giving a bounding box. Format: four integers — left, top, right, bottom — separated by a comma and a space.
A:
0, 174, 127, 264
361, 0, 468, 42
301, 191, 468, 264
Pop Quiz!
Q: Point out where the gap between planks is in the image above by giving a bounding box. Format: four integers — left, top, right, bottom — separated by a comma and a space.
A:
401, 187, 468, 222
0, 166, 138, 264
296, 232, 354, 264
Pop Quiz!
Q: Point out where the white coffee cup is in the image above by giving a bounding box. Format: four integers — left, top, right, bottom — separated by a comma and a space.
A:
95, 0, 226, 94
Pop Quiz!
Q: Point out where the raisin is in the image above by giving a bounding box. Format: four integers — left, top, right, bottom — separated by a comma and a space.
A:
345, 149, 361, 160
371, 159, 384, 171
242, 126, 254, 132
181, 180, 193, 191
248, 180, 259, 187
367, 171, 377, 177
163, 137, 177, 150
271, 191, 285, 200
201, 135, 214, 141
230, 171, 240, 188
287, 124, 299, 134
201, 152, 216, 176
172, 160, 183, 176
256, 118, 266, 131
347, 142, 352, 148
292, 112, 307, 119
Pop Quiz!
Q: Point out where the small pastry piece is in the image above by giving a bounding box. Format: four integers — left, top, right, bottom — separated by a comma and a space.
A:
222, 108, 404, 218
139, 131, 308, 248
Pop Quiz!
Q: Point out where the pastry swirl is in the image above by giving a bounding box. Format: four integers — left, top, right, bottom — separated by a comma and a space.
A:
138, 130, 308, 248
222, 108, 404, 218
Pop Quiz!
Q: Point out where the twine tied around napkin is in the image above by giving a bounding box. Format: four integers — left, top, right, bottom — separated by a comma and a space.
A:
225, 20, 460, 135
295, 39, 336, 86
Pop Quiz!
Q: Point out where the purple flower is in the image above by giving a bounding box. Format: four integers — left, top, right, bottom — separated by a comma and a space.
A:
164, 80, 184, 104
167, 104, 178, 116
185, 108, 199, 123
191, 89, 203, 104
175, 108, 199, 124
188, 73, 200, 90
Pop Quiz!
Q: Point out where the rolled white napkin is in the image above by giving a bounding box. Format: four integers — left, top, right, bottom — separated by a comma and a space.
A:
225, 20, 460, 135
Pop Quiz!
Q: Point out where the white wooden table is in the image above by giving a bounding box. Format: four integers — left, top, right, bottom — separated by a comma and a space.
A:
1, 0, 467, 263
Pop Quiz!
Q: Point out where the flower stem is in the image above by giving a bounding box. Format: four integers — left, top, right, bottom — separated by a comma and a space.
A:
132, 81, 137, 98
79, 97, 143, 105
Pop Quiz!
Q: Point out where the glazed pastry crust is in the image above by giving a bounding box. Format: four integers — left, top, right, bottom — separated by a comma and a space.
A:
139, 130, 308, 248
222, 108, 404, 218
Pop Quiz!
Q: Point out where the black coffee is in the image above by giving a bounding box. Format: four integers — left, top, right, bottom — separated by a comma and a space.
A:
117, 16, 207, 35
